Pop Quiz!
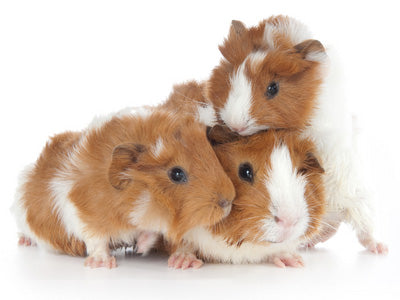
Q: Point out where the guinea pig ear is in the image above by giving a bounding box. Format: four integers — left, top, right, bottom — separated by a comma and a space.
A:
219, 20, 251, 64
231, 20, 247, 36
298, 152, 325, 175
206, 125, 241, 146
108, 143, 147, 190
293, 39, 326, 62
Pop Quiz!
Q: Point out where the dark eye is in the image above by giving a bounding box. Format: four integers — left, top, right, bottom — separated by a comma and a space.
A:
168, 167, 188, 184
238, 163, 254, 183
265, 81, 279, 99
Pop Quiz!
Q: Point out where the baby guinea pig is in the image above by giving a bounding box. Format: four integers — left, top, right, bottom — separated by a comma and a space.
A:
206, 15, 327, 135
161, 15, 327, 135
167, 126, 325, 269
11, 107, 235, 268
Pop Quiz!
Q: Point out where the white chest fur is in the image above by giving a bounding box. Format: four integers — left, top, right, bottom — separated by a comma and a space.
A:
184, 227, 299, 264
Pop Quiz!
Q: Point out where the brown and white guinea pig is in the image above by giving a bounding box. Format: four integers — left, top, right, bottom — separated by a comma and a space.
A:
162, 15, 327, 135
167, 126, 325, 269
11, 107, 235, 268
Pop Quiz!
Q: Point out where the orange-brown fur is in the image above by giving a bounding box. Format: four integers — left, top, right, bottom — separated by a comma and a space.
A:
18, 109, 235, 257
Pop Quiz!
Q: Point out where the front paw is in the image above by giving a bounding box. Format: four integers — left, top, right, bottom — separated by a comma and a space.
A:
364, 240, 388, 255
267, 253, 304, 268
84, 255, 117, 269
168, 252, 203, 270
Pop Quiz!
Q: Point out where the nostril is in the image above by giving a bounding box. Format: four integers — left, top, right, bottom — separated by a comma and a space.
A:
218, 199, 230, 208
274, 216, 282, 223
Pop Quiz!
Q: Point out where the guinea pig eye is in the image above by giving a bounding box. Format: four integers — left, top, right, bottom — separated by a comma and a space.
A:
265, 81, 279, 99
238, 163, 254, 183
168, 167, 188, 184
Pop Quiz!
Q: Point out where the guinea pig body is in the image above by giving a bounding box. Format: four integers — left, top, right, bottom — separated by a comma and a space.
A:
11, 107, 235, 268
168, 129, 325, 269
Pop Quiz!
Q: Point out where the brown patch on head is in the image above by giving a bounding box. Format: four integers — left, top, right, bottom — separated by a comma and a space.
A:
210, 130, 325, 246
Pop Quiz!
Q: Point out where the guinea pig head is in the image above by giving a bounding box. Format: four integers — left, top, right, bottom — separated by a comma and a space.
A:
209, 127, 325, 246
108, 113, 235, 243
206, 15, 327, 135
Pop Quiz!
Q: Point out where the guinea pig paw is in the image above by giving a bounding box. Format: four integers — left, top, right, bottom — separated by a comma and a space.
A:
268, 253, 304, 268
84, 255, 117, 269
18, 236, 36, 247
366, 241, 388, 255
168, 252, 203, 270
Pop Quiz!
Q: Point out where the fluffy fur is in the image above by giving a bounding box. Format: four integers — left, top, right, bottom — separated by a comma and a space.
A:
11, 108, 236, 268
167, 129, 325, 268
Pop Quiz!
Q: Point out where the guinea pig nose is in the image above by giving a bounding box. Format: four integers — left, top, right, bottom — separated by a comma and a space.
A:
274, 215, 298, 228
218, 199, 230, 208
231, 126, 246, 133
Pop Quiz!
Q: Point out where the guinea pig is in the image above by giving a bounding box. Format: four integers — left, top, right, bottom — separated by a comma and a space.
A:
167, 127, 325, 269
11, 107, 235, 268
206, 16, 327, 135
162, 15, 326, 136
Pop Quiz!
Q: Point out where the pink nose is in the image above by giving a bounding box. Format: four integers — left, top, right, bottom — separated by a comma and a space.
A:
274, 215, 298, 229
231, 126, 246, 133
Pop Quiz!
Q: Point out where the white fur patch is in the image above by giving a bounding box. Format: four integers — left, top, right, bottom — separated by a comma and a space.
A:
196, 104, 217, 126
49, 174, 87, 241
219, 62, 253, 133
151, 137, 164, 158
183, 227, 299, 264
263, 144, 309, 242
219, 58, 269, 136
263, 17, 312, 49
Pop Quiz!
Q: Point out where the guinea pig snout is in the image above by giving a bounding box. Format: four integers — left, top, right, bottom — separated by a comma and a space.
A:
218, 196, 233, 217
230, 125, 248, 134
218, 198, 230, 208
273, 214, 299, 229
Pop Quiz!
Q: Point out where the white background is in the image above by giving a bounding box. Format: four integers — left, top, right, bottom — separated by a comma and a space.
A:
1, 0, 399, 299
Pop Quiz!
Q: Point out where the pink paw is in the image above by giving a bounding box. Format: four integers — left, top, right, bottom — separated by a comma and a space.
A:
268, 253, 304, 268
84, 255, 117, 269
366, 242, 388, 255
18, 236, 35, 247
168, 252, 203, 270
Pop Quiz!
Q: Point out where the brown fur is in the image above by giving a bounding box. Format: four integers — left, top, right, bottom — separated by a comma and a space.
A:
19, 109, 235, 257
